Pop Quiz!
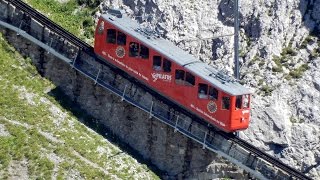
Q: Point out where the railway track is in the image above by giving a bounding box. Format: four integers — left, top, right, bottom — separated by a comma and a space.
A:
5, 0, 312, 179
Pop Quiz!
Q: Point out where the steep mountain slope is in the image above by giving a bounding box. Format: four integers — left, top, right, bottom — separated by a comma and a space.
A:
0, 32, 159, 179
97, 0, 320, 178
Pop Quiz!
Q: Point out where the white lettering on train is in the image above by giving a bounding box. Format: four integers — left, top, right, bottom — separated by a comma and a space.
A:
190, 104, 225, 127
151, 73, 172, 82
106, 53, 149, 81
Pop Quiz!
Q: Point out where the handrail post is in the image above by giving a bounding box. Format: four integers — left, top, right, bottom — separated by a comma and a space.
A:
17, 20, 23, 35
149, 101, 154, 119
95, 69, 101, 85
174, 115, 179, 132
121, 85, 127, 101
202, 131, 208, 149
47, 38, 53, 54
49, 38, 53, 47
71, 50, 79, 68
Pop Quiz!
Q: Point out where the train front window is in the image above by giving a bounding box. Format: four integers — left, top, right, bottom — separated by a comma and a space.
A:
209, 86, 218, 100
129, 42, 139, 57
107, 29, 116, 44
153, 56, 162, 70
243, 94, 250, 108
222, 97, 230, 110
175, 70, 185, 84
140, 45, 149, 59
163, 59, 171, 72
117, 31, 126, 45
236, 95, 242, 109
185, 72, 195, 86
198, 83, 208, 99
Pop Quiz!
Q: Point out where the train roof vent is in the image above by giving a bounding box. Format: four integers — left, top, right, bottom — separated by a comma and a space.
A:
216, 71, 231, 83
135, 23, 161, 39
135, 27, 160, 39
108, 9, 123, 18
207, 67, 235, 84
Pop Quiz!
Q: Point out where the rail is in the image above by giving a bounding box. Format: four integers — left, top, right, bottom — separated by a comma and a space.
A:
0, 0, 312, 179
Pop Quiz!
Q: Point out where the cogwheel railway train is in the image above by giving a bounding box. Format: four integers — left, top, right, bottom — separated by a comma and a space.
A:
94, 9, 251, 132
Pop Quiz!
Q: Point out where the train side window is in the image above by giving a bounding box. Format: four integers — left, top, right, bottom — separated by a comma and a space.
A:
153, 56, 162, 70
198, 83, 208, 99
117, 31, 126, 45
243, 94, 250, 108
140, 45, 149, 59
175, 70, 185, 84
236, 95, 242, 109
129, 42, 139, 57
209, 86, 218, 100
222, 97, 230, 110
163, 59, 171, 72
185, 72, 195, 86
97, 21, 104, 35
107, 29, 116, 44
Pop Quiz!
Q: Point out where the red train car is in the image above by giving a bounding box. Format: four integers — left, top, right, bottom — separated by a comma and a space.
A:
94, 10, 251, 132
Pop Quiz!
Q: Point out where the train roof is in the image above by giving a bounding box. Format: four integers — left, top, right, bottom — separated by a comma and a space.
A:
100, 11, 251, 96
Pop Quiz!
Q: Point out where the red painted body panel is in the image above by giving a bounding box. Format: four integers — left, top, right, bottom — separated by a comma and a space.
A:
94, 18, 250, 132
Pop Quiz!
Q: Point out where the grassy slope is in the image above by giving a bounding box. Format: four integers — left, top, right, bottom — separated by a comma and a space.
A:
23, 0, 97, 43
0, 32, 158, 179
0, 1, 157, 179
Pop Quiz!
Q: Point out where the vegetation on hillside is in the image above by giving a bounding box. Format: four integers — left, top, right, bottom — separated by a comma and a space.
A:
23, 0, 102, 43
0, 33, 159, 179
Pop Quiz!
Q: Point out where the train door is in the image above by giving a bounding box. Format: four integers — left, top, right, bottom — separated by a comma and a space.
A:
230, 94, 250, 131
105, 28, 127, 59
122, 39, 151, 82
151, 56, 173, 92
172, 69, 196, 105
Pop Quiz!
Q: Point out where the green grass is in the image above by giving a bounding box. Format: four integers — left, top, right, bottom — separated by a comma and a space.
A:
23, 0, 99, 43
288, 64, 309, 79
0, 32, 159, 179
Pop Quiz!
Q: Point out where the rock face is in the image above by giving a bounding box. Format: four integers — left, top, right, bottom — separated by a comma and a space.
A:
97, 0, 320, 178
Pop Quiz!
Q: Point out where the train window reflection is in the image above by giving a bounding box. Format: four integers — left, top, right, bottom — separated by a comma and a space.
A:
163, 59, 171, 72
236, 95, 242, 109
107, 29, 116, 44
117, 31, 126, 45
153, 56, 162, 70
243, 94, 250, 108
222, 97, 230, 110
129, 42, 139, 57
175, 70, 185, 84
185, 72, 195, 86
209, 86, 218, 100
198, 83, 208, 99
140, 45, 149, 59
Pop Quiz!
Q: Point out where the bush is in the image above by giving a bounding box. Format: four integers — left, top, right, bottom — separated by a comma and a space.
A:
261, 85, 273, 96
272, 65, 283, 72
282, 47, 297, 56
301, 35, 314, 48
77, 0, 102, 8
288, 64, 309, 79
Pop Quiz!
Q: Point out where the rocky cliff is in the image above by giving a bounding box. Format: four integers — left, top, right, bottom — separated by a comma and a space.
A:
97, 0, 320, 178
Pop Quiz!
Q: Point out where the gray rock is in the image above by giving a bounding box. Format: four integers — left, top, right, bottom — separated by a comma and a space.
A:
313, 76, 320, 92
94, 1, 320, 178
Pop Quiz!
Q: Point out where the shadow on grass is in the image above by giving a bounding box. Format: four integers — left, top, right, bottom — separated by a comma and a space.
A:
48, 86, 165, 178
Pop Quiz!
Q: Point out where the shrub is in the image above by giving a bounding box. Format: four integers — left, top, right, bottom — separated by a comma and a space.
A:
288, 64, 309, 79
282, 47, 297, 56
261, 85, 273, 96
272, 66, 283, 72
